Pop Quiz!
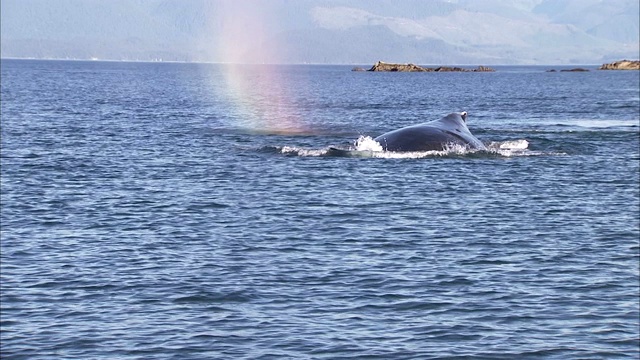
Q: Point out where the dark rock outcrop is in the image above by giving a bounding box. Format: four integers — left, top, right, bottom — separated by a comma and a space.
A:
351, 67, 366, 71
473, 66, 496, 72
368, 61, 427, 72
367, 61, 495, 72
599, 60, 640, 70
433, 66, 464, 72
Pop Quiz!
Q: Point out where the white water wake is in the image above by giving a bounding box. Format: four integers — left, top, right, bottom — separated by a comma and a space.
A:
279, 136, 563, 158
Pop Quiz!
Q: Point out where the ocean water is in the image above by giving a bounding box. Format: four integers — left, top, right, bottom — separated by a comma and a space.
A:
1, 59, 639, 359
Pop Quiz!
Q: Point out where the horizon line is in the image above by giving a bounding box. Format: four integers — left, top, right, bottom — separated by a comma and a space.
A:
1, 56, 617, 67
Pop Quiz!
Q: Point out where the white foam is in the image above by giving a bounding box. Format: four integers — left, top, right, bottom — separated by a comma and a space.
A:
354, 136, 383, 152
498, 139, 529, 150
486, 139, 529, 157
442, 143, 475, 154
370, 150, 452, 159
486, 139, 565, 157
350, 136, 479, 158
280, 146, 328, 157
280, 137, 563, 158
487, 139, 529, 151
365, 143, 479, 159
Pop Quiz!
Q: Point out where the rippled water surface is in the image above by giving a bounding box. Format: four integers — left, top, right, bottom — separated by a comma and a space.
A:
1, 60, 639, 359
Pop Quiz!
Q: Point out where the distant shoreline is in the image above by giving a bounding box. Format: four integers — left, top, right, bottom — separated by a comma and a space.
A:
355, 60, 640, 72
0, 57, 620, 67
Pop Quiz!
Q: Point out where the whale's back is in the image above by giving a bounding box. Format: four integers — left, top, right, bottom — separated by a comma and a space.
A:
374, 112, 486, 152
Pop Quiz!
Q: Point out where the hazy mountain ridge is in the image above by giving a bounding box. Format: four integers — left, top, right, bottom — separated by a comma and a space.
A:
1, 0, 637, 64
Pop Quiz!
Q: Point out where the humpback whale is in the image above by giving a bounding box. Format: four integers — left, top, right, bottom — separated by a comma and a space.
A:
374, 112, 486, 152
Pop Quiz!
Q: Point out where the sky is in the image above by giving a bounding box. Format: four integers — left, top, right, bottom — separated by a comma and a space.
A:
1, 0, 639, 64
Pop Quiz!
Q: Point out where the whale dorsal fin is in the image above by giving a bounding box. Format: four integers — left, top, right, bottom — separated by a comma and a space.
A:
437, 112, 467, 128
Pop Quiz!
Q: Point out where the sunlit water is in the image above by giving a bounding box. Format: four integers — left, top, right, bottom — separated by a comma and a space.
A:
1, 60, 639, 359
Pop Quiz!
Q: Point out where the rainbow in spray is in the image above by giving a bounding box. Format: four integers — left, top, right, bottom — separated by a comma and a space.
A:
210, 1, 309, 135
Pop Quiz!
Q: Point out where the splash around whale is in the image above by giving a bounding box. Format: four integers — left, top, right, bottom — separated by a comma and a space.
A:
283, 111, 539, 158
373, 112, 486, 152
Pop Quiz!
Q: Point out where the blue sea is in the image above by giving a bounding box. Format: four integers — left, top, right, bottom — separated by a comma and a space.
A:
1, 59, 639, 359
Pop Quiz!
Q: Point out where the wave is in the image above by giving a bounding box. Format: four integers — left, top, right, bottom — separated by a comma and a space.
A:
477, 120, 639, 135
274, 136, 564, 158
